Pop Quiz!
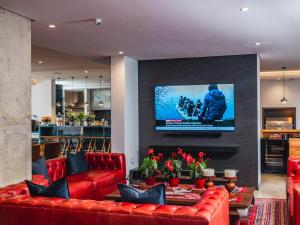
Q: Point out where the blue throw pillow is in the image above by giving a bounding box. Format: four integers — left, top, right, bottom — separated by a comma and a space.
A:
25, 177, 70, 199
32, 157, 49, 181
118, 184, 166, 205
66, 150, 88, 175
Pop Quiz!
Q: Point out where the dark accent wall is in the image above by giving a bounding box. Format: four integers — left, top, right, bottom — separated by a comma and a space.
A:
138, 54, 260, 188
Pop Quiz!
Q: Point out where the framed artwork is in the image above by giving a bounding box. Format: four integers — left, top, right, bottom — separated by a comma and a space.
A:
91, 89, 111, 110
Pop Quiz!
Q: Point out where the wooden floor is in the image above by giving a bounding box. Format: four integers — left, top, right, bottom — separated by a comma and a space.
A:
254, 174, 286, 199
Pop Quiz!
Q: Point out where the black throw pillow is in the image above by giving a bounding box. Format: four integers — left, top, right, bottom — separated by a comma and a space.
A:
25, 177, 70, 199
118, 184, 166, 205
66, 150, 88, 175
32, 157, 50, 181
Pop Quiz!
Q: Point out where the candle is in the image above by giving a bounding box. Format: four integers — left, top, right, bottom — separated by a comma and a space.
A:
203, 168, 215, 177
224, 169, 236, 178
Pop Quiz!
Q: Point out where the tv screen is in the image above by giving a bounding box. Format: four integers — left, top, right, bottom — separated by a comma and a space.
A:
155, 84, 235, 131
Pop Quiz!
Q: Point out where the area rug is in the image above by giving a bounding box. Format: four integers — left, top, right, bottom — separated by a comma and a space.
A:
248, 198, 286, 225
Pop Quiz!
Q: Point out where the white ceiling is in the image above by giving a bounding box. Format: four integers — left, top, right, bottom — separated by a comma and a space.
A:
31, 45, 110, 87
1, 0, 300, 71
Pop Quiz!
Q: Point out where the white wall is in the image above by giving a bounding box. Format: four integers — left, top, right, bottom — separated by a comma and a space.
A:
257, 56, 261, 186
31, 79, 56, 121
124, 57, 139, 173
261, 79, 300, 128
111, 56, 139, 175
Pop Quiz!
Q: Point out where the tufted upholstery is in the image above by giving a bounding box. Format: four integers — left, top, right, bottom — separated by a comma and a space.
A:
287, 158, 300, 225
0, 153, 228, 225
0, 187, 229, 225
0, 175, 49, 196
288, 158, 300, 177
44, 152, 126, 199
46, 157, 67, 183
86, 152, 126, 171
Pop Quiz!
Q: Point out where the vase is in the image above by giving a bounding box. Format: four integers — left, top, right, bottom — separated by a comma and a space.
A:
225, 180, 236, 192
204, 179, 214, 189
194, 178, 206, 189
169, 177, 180, 187
145, 177, 156, 185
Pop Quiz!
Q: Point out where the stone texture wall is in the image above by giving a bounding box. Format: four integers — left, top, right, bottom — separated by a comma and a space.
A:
0, 9, 31, 186
139, 55, 260, 188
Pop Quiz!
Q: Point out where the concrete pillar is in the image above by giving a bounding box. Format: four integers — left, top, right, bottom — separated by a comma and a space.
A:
0, 9, 32, 186
111, 56, 139, 175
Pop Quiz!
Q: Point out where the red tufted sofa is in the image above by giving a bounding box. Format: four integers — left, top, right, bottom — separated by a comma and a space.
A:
46, 152, 126, 200
0, 186, 229, 225
287, 158, 300, 225
0, 152, 229, 225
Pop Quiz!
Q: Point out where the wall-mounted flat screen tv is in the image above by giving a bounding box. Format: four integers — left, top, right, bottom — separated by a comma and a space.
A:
155, 84, 235, 131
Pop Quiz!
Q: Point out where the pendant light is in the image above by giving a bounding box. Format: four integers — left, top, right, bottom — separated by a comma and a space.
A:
56, 77, 62, 107
84, 76, 89, 106
70, 77, 75, 107
280, 67, 288, 104
98, 75, 104, 106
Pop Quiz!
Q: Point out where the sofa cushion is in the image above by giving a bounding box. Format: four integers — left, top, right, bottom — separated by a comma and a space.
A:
32, 157, 50, 181
46, 157, 67, 183
84, 169, 125, 189
118, 184, 166, 205
287, 177, 300, 218
67, 151, 88, 175
25, 178, 70, 199
68, 180, 94, 199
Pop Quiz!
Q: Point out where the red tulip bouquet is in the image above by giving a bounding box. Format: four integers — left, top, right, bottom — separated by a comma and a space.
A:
162, 148, 185, 187
139, 148, 163, 185
185, 151, 209, 188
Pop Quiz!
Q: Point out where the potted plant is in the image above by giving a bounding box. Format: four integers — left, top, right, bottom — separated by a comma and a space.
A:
66, 112, 76, 126
41, 116, 51, 125
76, 112, 85, 126
84, 113, 95, 126
186, 151, 209, 189
162, 148, 184, 187
139, 148, 163, 185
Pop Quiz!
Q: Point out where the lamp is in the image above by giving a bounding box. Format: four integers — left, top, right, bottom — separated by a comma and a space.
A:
84, 76, 89, 106
70, 77, 75, 107
98, 75, 104, 106
280, 67, 288, 104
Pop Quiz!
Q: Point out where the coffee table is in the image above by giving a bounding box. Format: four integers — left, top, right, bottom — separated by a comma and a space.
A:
105, 185, 254, 225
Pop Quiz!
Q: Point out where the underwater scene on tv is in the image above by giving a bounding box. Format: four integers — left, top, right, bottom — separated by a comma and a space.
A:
155, 84, 235, 131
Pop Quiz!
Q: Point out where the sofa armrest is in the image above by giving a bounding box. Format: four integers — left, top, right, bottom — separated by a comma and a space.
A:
195, 187, 229, 225
288, 158, 300, 177
294, 184, 300, 225
86, 152, 126, 174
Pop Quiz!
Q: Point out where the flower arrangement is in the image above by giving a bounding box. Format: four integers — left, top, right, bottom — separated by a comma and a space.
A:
139, 148, 163, 185
84, 113, 95, 122
162, 148, 185, 179
76, 112, 85, 123
66, 112, 76, 123
41, 116, 51, 123
186, 151, 208, 179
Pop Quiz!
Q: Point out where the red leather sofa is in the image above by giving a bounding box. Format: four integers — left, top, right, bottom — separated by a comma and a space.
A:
46, 152, 126, 200
0, 152, 229, 225
0, 186, 229, 225
287, 158, 300, 225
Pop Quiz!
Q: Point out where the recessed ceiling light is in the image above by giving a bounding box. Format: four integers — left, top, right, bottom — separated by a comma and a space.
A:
48, 24, 56, 28
118, 51, 124, 55
255, 42, 261, 46
38, 61, 43, 64
84, 70, 88, 74
240, 7, 249, 12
